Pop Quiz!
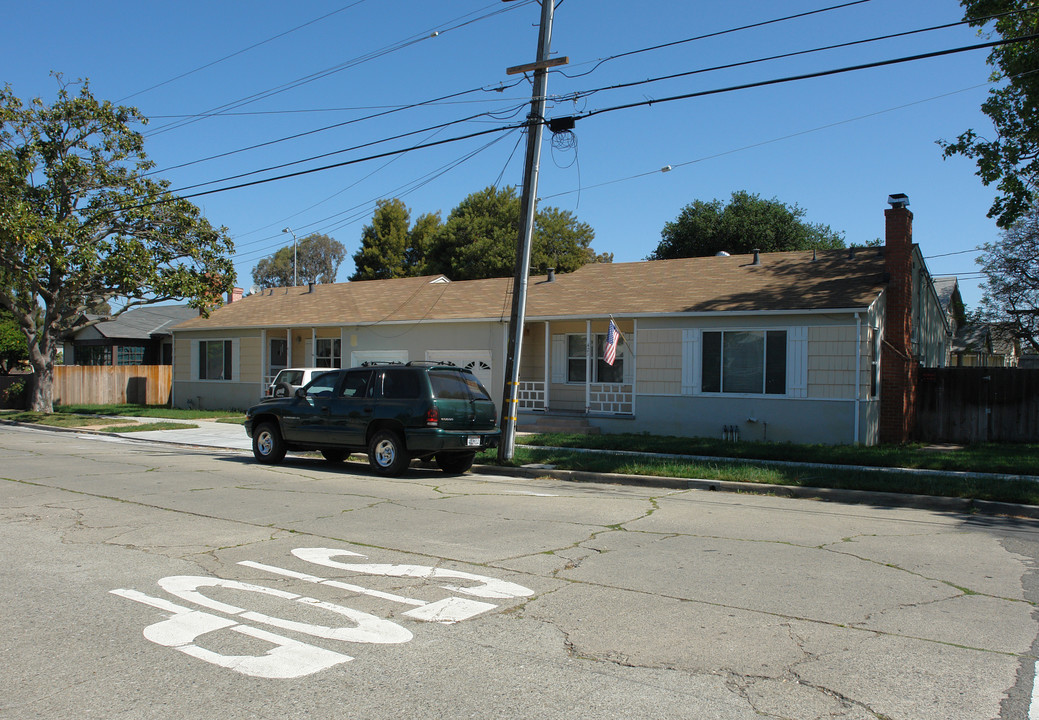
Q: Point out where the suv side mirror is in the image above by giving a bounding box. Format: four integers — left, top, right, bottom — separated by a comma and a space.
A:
295, 387, 306, 398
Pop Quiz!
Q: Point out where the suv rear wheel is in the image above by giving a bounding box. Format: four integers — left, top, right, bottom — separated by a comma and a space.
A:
368, 430, 408, 476
435, 452, 475, 474
253, 422, 286, 464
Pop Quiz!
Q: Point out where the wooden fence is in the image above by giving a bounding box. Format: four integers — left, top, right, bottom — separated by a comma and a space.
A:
916, 368, 1039, 443
53, 365, 172, 406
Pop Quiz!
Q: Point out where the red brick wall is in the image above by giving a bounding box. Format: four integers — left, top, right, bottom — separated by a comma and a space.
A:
880, 206, 917, 444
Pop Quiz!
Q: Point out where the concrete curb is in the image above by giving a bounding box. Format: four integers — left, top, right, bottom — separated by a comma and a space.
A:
473, 464, 1039, 520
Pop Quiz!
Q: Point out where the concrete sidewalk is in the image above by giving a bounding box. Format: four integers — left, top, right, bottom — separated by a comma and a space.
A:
108, 417, 254, 451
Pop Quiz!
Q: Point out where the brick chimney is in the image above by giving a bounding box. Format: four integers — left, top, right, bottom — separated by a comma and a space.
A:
227, 287, 244, 304
879, 194, 917, 444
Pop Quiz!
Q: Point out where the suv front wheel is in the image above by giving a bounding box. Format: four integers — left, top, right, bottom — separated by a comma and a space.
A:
253, 422, 286, 464
368, 430, 408, 476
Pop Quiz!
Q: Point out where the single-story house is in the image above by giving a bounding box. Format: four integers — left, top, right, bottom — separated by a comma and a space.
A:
951, 323, 1022, 367
63, 305, 200, 366
171, 196, 949, 445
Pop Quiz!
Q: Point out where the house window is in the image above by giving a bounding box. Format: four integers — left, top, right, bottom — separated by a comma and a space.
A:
315, 338, 342, 368
199, 340, 232, 380
116, 345, 145, 365
566, 334, 624, 384
77, 346, 112, 366
702, 330, 786, 395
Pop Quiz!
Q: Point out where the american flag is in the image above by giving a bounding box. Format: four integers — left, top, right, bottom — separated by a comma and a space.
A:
604, 320, 619, 366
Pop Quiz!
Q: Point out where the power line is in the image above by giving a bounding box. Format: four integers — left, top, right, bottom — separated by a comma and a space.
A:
130, 33, 1037, 208
148, 84, 526, 176
168, 100, 531, 193
143, 1, 534, 138
560, 17, 993, 106
116, 1, 370, 103
558, 0, 874, 80
577, 33, 1039, 123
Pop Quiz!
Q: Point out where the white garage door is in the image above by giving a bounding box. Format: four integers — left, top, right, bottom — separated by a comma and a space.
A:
425, 350, 493, 390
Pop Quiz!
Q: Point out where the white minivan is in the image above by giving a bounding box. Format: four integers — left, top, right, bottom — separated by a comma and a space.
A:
265, 367, 329, 398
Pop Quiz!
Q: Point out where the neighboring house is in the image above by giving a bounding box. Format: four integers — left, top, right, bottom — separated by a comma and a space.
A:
171, 196, 948, 445
950, 323, 1021, 367
64, 305, 199, 366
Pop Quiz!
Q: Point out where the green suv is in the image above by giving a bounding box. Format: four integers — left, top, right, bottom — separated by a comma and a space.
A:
245, 362, 500, 475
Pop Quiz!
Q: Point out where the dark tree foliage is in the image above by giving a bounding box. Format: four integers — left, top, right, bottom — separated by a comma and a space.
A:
252, 233, 345, 288
649, 191, 845, 260
939, 0, 1039, 228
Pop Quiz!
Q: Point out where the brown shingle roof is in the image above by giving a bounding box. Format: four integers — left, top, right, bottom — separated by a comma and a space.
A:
173, 249, 887, 331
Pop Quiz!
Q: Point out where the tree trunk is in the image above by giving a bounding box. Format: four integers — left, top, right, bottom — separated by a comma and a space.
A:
27, 341, 55, 413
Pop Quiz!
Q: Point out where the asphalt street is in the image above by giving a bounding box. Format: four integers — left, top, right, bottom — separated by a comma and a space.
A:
2, 422, 1039, 719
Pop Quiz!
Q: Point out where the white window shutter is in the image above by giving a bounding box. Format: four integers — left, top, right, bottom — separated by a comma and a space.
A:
232, 338, 241, 382
551, 335, 566, 384
787, 327, 808, 397
682, 329, 701, 395
190, 340, 199, 380
621, 341, 634, 384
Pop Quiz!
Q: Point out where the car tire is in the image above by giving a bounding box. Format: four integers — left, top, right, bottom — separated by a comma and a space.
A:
253, 422, 286, 464
435, 452, 475, 474
321, 448, 349, 463
368, 430, 408, 476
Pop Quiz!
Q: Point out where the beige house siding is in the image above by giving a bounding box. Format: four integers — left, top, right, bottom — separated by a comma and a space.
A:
807, 326, 859, 399
635, 328, 683, 395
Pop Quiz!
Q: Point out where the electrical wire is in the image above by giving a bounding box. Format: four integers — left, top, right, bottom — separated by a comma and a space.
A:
143, 1, 535, 138
558, 0, 874, 80
168, 100, 530, 193
539, 79, 1010, 203
577, 33, 1039, 123
559, 17, 1000, 106
148, 84, 527, 175
116, 1, 370, 103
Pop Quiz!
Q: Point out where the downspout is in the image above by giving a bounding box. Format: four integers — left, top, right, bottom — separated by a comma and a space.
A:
285, 329, 291, 366
171, 330, 176, 408
854, 313, 862, 445
261, 329, 267, 392
585, 320, 591, 414
631, 318, 638, 416
543, 321, 550, 411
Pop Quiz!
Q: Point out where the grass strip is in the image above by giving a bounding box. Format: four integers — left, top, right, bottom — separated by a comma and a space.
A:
514, 432, 1039, 476
102, 422, 199, 433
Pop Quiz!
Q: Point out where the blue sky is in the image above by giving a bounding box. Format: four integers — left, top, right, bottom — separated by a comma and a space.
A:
4, 0, 1004, 308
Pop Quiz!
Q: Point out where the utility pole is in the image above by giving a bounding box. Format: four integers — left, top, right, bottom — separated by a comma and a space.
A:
497, 0, 565, 462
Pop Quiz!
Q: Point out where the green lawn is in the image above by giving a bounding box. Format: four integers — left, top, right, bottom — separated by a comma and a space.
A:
52, 404, 245, 422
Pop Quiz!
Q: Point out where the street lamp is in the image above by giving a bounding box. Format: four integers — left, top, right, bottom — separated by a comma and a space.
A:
282, 228, 297, 287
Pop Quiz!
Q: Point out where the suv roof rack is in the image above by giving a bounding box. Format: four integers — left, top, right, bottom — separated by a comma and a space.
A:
360, 361, 405, 367
406, 360, 457, 367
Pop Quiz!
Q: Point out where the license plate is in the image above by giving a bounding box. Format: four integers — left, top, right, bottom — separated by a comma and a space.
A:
467, 436, 482, 447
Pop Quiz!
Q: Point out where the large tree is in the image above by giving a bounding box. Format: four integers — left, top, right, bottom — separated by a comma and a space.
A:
649, 190, 845, 260
939, 0, 1039, 228
0, 79, 235, 412
975, 200, 1039, 352
423, 186, 602, 280
350, 199, 442, 281
252, 232, 345, 288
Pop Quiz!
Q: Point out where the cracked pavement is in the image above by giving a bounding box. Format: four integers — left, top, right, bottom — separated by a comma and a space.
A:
2, 423, 1038, 719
